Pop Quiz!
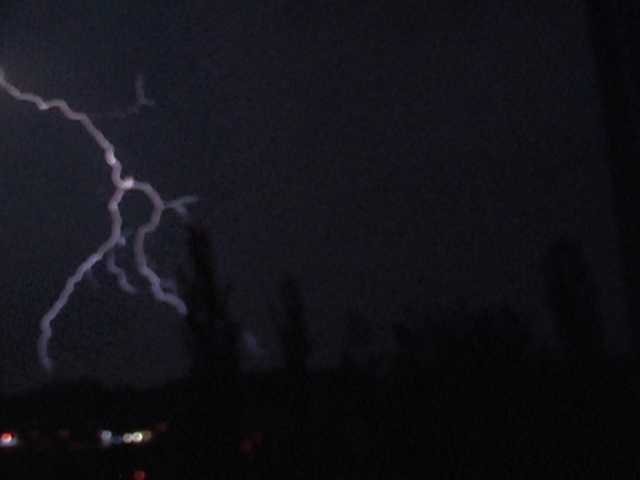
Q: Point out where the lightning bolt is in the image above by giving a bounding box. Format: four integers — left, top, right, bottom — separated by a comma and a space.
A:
0, 68, 196, 373
105, 230, 137, 295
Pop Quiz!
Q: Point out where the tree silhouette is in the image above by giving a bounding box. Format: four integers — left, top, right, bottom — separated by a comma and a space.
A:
182, 223, 238, 379
275, 274, 310, 379
180, 223, 240, 470
543, 238, 603, 360
340, 309, 373, 371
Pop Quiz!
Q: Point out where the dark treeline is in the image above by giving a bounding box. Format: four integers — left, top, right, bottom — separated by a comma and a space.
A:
2, 228, 640, 478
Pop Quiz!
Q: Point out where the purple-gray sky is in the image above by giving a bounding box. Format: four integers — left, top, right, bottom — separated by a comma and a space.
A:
0, 1, 630, 391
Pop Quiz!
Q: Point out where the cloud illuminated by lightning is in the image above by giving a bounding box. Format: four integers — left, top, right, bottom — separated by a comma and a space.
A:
0, 68, 196, 373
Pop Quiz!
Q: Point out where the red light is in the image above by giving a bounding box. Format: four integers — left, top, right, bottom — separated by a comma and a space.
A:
1, 433, 14, 443
240, 437, 255, 457
132, 470, 147, 480
240, 432, 265, 459
155, 422, 169, 433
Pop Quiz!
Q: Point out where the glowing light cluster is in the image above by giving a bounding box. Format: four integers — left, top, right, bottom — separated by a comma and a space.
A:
98, 429, 113, 446
0, 68, 196, 372
98, 429, 153, 447
132, 470, 148, 480
0, 432, 18, 448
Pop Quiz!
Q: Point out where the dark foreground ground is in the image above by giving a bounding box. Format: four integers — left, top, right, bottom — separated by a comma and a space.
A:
2, 354, 640, 479
2, 231, 637, 477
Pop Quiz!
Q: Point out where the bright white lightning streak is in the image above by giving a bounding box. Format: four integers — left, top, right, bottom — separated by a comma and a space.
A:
0, 69, 195, 373
106, 251, 138, 295
103, 230, 137, 294
105, 232, 138, 294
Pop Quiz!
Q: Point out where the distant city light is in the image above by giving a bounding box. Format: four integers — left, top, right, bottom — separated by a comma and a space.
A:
99, 430, 113, 447
132, 470, 148, 480
1, 427, 160, 451
93, 427, 160, 449
121, 430, 151, 445
0, 432, 18, 448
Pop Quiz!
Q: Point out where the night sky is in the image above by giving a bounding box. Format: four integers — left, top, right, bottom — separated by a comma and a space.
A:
0, 1, 630, 391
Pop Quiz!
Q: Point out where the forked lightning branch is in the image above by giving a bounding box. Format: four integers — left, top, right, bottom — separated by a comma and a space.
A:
0, 67, 197, 373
